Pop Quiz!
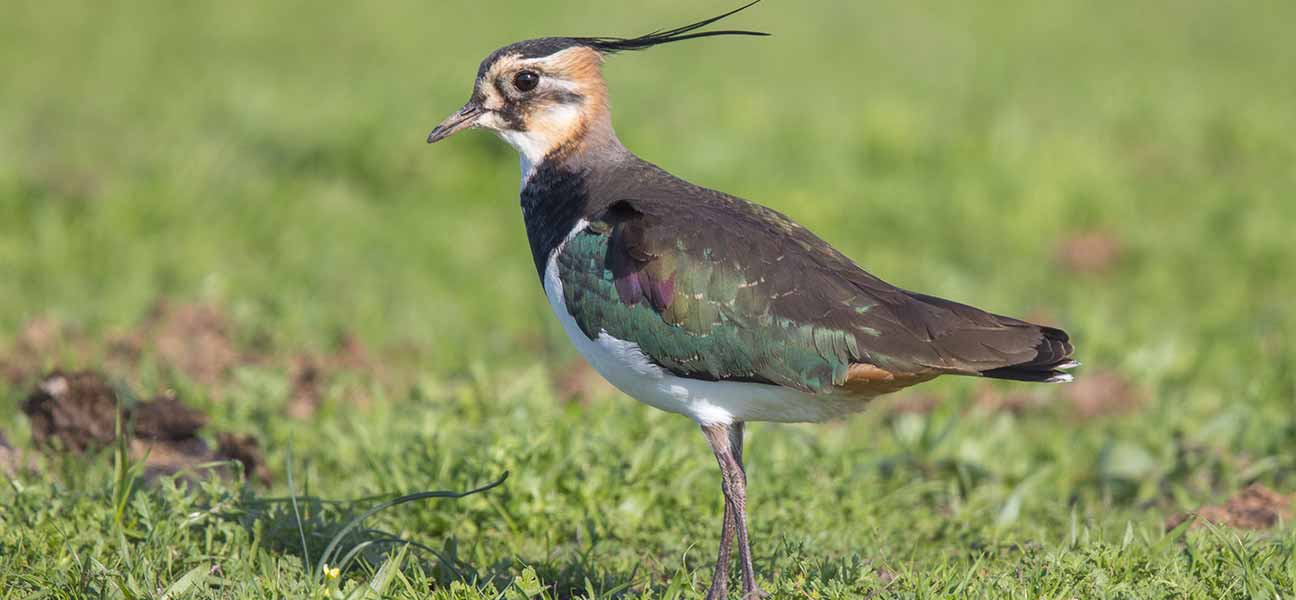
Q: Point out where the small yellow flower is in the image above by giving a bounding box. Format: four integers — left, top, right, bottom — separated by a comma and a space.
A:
323, 564, 341, 580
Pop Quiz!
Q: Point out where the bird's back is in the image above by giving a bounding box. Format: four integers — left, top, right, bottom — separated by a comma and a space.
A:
543, 154, 1076, 403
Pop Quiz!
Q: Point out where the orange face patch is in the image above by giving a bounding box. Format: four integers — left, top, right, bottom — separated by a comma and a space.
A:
475, 47, 611, 161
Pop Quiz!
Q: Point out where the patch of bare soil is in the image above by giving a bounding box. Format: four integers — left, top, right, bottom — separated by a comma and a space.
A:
19, 370, 268, 484
6, 302, 390, 420
16, 317, 64, 355
284, 333, 382, 418
2, 317, 71, 384
22, 370, 119, 452
3, 303, 248, 387
1056, 230, 1124, 274
287, 356, 324, 418
134, 392, 209, 440
1166, 484, 1293, 531
215, 432, 271, 485
116, 301, 246, 385
1064, 370, 1143, 419
132, 437, 215, 482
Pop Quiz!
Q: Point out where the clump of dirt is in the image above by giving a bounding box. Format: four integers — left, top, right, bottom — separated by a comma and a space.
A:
2, 317, 71, 384
133, 392, 209, 441
1166, 484, 1293, 531
7, 302, 388, 420
22, 370, 120, 452
1, 303, 249, 387
216, 432, 271, 485
1056, 230, 1124, 274
132, 437, 214, 482
1064, 370, 1143, 419
120, 301, 246, 385
15, 317, 65, 355
133, 432, 270, 485
18, 370, 268, 484
287, 356, 324, 419
284, 333, 382, 418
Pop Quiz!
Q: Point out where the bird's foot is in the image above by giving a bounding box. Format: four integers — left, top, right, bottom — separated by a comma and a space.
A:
706, 582, 767, 600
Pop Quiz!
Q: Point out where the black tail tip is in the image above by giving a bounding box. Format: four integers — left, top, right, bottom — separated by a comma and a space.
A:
980, 324, 1078, 383
980, 359, 1080, 383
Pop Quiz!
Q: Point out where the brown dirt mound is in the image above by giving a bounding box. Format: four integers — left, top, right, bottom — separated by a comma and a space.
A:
287, 356, 325, 418
216, 432, 271, 485
22, 370, 119, 452
134, 392, 209, 441
125, 301, 245, 384
285, 334, 381, 418
2, 317, 73, 384
7, 303, 385, 418
18, 370, 268, 484
1165, 484, 1293, 531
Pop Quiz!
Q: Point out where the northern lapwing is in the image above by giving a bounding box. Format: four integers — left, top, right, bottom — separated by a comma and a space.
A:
427, 3, 1077, 597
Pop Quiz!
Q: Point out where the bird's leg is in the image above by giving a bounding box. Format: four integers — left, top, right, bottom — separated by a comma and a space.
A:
728, 423, 766, 599
707, 487, 737, 600
705, 423, 744, 600
702, 422, 768, 599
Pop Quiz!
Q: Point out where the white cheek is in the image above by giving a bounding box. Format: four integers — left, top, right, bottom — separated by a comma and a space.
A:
477, 112, 506, 129
498, 103, 582, 188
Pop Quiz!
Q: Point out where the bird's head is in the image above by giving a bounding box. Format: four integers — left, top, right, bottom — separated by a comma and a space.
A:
427, 1, 768, 170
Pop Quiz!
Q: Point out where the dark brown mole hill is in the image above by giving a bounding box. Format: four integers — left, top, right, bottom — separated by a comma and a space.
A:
20, 370, 269, 485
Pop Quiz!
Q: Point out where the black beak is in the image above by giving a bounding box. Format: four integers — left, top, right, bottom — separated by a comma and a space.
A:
428, 103, 485, 144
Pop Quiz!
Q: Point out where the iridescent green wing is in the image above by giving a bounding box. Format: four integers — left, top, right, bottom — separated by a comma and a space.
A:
558, 198, 1071, 393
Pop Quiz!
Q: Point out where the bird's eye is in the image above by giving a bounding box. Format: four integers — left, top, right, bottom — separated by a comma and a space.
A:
513, 70, 540, 92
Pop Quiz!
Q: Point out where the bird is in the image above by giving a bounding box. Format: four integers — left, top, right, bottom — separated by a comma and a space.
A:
427, 2, 1077, 598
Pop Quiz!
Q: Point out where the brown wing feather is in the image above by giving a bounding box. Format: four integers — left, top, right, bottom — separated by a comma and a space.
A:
581, 157, 1077, 391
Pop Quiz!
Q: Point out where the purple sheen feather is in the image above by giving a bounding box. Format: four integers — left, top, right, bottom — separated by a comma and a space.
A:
646, 274, 675, 311
614, 273, 643, 306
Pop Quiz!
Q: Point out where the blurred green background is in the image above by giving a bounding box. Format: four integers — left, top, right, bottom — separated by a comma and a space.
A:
2, 1, 1295, 597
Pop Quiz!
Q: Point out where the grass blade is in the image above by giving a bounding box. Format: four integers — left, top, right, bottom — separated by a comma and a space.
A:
315, 471, 508, 581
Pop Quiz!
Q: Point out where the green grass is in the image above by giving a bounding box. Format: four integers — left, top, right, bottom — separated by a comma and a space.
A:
3, 0, 1296, 597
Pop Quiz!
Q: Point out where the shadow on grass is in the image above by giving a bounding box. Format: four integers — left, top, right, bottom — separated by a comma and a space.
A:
235, 471, 511, 589
235, 478, 702, 598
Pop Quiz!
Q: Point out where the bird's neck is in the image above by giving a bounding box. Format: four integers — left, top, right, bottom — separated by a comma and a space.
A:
511, 94, 624, 184
517, 113, 630, 281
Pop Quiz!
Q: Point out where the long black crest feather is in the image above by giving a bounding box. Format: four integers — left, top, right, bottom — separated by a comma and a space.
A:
577, 0, 769, 54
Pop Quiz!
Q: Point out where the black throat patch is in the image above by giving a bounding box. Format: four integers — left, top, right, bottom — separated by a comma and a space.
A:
520, 160, 594, 280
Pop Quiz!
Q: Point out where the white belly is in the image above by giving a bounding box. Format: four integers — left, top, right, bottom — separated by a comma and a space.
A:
543, 221, 868, 426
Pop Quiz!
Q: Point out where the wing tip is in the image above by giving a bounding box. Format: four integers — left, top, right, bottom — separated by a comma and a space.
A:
978, 340, 1080, 384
